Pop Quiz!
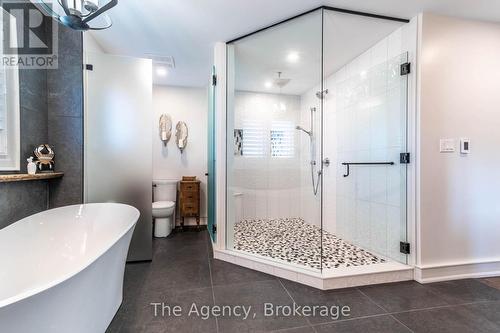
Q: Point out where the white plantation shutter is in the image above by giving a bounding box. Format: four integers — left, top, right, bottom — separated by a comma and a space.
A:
270, 121, 294, 158
242, 120, 266, 157
0, 22, 7, 156
0, 9, 19, 170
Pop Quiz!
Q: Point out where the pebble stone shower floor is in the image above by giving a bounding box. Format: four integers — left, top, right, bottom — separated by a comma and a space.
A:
234, 218, 386, 269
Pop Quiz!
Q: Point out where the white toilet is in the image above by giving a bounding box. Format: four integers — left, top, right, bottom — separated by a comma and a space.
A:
152, 180, 177, 237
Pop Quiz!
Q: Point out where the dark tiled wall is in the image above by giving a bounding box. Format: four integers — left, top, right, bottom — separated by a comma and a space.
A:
0, 182, 48, 229
0, 67, 49, 228
19, 67, 48, 170
0, 17, 49, 229
0, 11, 83, 228
47, 26, 84, 208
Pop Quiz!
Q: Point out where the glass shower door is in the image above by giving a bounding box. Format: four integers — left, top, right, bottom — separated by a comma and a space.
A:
334, 51, 409, 264
207, 66, 216, 242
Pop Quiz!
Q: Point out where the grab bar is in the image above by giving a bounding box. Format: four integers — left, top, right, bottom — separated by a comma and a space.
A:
342, 162, 395, 177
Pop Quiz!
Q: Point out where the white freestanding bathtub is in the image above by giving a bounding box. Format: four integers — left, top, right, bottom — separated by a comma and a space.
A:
0, 203, 139, 333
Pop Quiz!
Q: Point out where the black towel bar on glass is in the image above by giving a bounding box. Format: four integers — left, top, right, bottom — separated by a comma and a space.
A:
341, 162, 395, 177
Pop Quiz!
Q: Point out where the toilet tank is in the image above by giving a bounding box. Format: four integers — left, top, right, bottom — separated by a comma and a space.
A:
153, 179, 178, 202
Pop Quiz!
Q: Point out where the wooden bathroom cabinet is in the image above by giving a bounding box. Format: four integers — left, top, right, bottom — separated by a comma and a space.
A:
178, 179, 201, 229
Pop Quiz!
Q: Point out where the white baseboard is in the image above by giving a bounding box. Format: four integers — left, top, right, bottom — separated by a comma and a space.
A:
415, 259, 500, 283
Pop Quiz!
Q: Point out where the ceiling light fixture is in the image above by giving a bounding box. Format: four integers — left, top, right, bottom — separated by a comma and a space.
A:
156, 67, 168, 77
287, 51, 300, 63
38, 0, 119, 31
273, 72, 290, 112
264, 81, 272, 89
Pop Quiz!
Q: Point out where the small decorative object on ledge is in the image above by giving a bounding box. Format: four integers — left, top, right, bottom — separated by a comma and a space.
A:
175, 121, 188, 153
27, 157, 37, 175
34, 144, 55, 173
159, 114, 172, 146
178, 176, 201, 230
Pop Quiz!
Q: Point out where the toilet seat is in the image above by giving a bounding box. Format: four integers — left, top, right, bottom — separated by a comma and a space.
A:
152, 201, 175, 219
153, 201, 175, 209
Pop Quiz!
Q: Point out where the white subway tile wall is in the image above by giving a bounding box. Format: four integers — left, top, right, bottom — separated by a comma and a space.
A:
300, 26, 409, 264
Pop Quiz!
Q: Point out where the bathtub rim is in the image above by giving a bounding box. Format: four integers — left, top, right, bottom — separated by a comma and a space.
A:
0, 203, 139, 309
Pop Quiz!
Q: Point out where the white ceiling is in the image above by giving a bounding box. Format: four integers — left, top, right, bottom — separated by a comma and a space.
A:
232, 10, 403, 95
88, 0, 500, 88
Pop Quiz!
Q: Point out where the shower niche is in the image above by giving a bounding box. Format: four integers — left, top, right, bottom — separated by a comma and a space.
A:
216, 6, 417, 289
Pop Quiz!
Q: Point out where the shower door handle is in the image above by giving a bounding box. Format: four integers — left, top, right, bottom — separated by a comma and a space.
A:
322, 158, 330, 167
342, 162, 395, 177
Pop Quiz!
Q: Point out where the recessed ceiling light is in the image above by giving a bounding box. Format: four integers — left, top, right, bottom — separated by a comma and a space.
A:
156, 67, 168, 77
264, 81, 272, 89
287, 51, 300, 63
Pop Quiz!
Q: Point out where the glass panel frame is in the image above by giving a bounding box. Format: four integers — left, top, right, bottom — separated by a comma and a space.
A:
207, 65, 217, 242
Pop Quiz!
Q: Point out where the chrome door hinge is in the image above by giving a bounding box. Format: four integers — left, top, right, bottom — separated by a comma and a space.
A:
212, 74, 217, 86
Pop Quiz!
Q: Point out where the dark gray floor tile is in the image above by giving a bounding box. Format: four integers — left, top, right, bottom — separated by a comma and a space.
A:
214, 279, 291, 305
145, 257, 211, 292
358, 281, 451, 312
314, 315, 412, 333
394, 303, 500, 333
153, 231, 209, 261
123, 262, 153, 300
281, 279, 385, 324
464, 301, 500, 327
114, 325, 145, 333
213, 280, 309, 332
479, 277, 500, 290
110, 235, 500, 333
207, 233, 214, 259
119, 287, 217, 333
271, 326, 315, 332
427, 279, 500, 304
210, 259, 275, 286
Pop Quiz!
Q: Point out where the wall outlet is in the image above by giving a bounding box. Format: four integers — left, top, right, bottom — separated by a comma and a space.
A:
440, 139, 456, 153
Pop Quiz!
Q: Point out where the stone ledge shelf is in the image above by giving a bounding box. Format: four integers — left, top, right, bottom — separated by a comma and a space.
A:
0, 172, 64, 183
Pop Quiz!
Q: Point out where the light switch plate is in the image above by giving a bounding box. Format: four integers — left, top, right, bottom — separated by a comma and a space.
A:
460, 138, 470, 154
440, 139, 456, 153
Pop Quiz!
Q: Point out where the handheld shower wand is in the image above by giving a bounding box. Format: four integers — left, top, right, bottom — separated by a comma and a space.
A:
296, 107, 321, 195
295, 125, 312, 137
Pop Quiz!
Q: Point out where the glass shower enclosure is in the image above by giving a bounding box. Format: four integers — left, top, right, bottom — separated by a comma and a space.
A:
225, 7, 410, 273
